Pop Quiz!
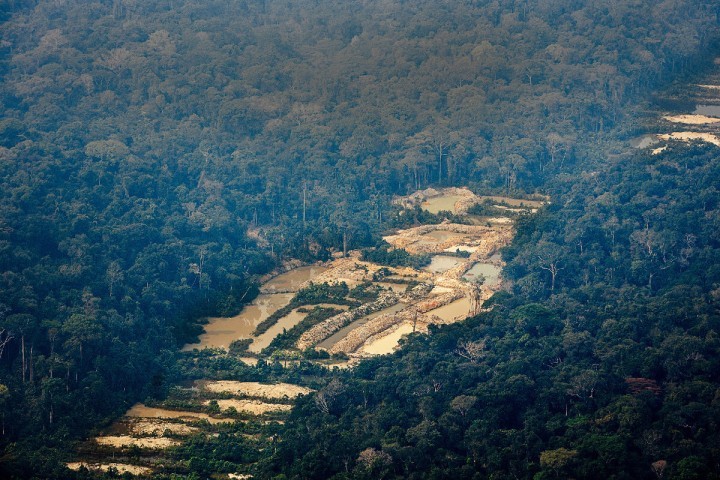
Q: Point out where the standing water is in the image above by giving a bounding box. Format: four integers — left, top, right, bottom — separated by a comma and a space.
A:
463, 263, 501, 285
183, 266, 326, 351
421, 194, 466, 214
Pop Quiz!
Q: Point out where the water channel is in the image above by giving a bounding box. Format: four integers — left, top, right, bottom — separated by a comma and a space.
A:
317, 302, 407, 349
183, 266, 326, 351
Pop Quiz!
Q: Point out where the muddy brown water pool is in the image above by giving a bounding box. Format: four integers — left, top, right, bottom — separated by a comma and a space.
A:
248, 304, 348, 352
184, 266, 327, 351
248, 308, 308, 353
183, 293, 294, 351
261, 265, 327, 293
463, 262, 501, 285
423, 255, 465, 274
421, 194, 466, 214
421, 230, 470, 243
427, 296, 471, 322
317, 303, 407, 349
361, 323, 416, 355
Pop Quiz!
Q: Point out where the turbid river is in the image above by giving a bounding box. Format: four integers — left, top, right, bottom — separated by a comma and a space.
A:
183, 266, 326, 351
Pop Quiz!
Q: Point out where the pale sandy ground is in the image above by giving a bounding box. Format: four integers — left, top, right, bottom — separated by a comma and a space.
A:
67, 462, 152, 475
201, 381, 313, 399
128, 419, 198, 436
95, 435, 180, 449
205, 399, 292, 414
125, 404, 232, 424
662, 114, 720, 124
658, 132, 720, 146
697, 84, 720, 89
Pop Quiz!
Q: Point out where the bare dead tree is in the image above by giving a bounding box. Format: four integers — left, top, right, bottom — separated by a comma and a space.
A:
455, 339, 487, 364
0, 329, 13, 360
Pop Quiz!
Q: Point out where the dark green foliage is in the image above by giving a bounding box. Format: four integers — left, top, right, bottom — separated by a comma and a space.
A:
257, 145, 720, 479
0, 0, 718, 477
265, 307, 345, 353
228, 338, 252, 355
254, 282, 360, 336
293, 282, 353, 307
361, 244, 431, 269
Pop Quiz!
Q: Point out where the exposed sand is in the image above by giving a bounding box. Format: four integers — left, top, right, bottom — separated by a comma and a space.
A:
128, 420, 198, 436
658, 132, 720, 146
125, 404, 232, 424
662, 114, 720, 125
205, 399, 292, 415
394, 188, 547, 215
652, 146, 668, 155
697, 84, 720, 90
383, 223, 513, 257
201, 381, 313, 399
317, 302, 407, 350
95, 435, 180, 449
67, 462, 152, 475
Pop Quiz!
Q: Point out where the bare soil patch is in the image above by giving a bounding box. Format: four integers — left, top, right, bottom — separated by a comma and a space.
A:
125, 404, 232, 424
67, 462, 152, 476
95, 435, 180, 449
658, 131, 720, 146
663, 114, 720, 124
201, 381, 313, 399
205, 399, 292, 415
128, 420, 198, 436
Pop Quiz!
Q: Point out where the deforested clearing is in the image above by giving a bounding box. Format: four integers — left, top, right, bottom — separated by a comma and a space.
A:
204, 399, 293, 415
94, 435, 181, 449
201, 381, 314, 399
66, 462, 153, 475
128, 420, 199, 436
663, 114, 720, 124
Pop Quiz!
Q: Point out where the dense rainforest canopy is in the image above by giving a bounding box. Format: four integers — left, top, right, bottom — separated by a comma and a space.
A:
1, 0, 720, 478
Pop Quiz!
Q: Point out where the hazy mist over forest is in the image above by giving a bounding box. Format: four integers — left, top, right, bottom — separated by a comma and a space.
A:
1, 0, 720, 478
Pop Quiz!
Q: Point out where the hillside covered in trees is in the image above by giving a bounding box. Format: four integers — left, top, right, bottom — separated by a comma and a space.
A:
262, 142, 720, 479
1, 0, 720, 478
